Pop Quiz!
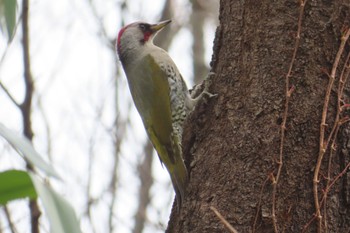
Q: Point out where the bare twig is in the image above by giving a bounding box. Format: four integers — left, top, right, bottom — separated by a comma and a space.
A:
252, 176, 270, 233
84, 1, 130, 230
313, 28, 350, 233
210, 206, 239, 233
21, 0, 41, 232
85, 106, 106, 233
3, 206, 18, 233
21, 0, 34, 141
322, 52, 350, 156
337, 52, 350, 102
108, 50, 132, 231
322, 161, 350, 203
107, 138, 120, 232
108, 106, 130, 232
302, 214, 317, 233
304, 161, 350, 232
322, 50, 350, 231
132, 142, 154, 233
0, 81, 20, 107
272, 1, 307, 232
86, 0, 114, 49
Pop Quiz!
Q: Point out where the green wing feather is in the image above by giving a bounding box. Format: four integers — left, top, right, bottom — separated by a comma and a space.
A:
125, 54, 188, 207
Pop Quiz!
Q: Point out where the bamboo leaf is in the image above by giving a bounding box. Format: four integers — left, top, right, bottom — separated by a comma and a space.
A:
0, 123, 60, 179
0, 0, 17, 40
29, 174, 82, 233
0, 170, 37, 205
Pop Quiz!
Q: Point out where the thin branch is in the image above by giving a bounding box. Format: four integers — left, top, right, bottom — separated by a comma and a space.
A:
108, 107, 130, 232
3, 206, 18, 233
210, 206, 239, 233
252, 176, 270, 233
0, 81, 20, 107
322, 50, 350, 231
322, 140, 336, 231
108, 52, 131, 231
132, 142, 154, 233
322, 161, 350, 203
86, 0, 114, 49
313, 28, 350, 233
21, 0, 41, 232
86, 150, 97, 233
304, 161, 350, 232
85, 108, 104, 233
21, 0, 34, 141
322, 46, 350, 156
107, 129, 121, 232
272, 1, 306, 232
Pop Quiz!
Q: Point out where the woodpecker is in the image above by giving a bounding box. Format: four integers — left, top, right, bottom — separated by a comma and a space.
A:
116, 20, 214, 208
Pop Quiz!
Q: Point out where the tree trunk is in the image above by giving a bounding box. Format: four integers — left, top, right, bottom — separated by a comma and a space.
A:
167, 0, 350, 232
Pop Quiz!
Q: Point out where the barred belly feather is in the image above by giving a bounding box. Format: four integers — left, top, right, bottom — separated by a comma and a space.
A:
160, 62, 188, 142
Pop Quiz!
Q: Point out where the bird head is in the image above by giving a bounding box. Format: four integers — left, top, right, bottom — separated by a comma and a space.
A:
116, 20, 171, 60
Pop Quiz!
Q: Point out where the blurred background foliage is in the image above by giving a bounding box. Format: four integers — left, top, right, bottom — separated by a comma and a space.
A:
0, 0, 218, 232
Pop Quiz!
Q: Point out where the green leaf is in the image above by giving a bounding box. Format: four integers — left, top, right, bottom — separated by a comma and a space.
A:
0, 170, 37, 205
0, 123, 61, 179
29, 174, 82, 233
0, 0, 17, 40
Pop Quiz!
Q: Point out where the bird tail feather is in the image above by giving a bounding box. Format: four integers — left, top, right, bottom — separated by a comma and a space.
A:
147, 128, 188, 210
168, 151, 188, 210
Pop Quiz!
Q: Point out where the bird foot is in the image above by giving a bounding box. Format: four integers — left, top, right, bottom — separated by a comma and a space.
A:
203, 72, 217, 98
190, 72, 217, 99
187, 72, 217, 110
200, 71, 218, 99
201, 90, 218, 99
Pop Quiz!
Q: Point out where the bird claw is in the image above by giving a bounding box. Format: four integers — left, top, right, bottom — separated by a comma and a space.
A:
202, 90, 218, 99
207, 71, 216, 78
190, 72, 217, 98
187, 71, 217, 110
203, 71, 217, 99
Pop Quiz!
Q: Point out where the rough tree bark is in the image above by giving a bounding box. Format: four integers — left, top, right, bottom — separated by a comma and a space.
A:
167, 0, 350, 232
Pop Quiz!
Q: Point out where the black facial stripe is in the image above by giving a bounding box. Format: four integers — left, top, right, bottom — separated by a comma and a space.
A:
139, 23, 151, 32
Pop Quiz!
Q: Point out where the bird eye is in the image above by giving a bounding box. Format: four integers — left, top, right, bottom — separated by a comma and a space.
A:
139, 24, 147, 31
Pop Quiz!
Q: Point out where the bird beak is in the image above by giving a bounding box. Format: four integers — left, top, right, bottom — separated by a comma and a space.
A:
150, 20, 171, 33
